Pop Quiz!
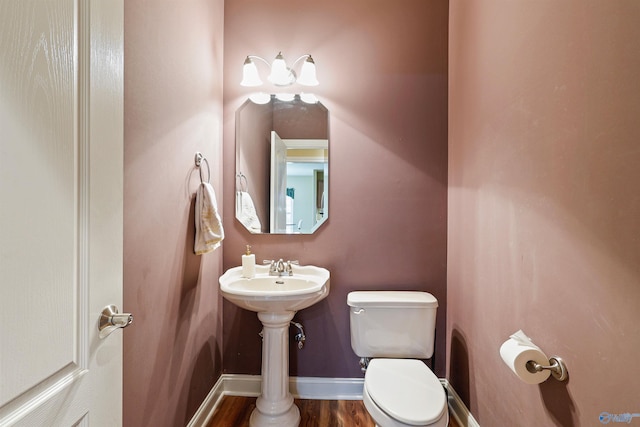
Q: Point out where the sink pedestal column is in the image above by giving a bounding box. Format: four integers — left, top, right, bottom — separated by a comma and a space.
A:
250, 311, 299, 427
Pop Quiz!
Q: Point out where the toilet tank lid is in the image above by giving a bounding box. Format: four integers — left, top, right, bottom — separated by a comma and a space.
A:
347, 291, 438, 308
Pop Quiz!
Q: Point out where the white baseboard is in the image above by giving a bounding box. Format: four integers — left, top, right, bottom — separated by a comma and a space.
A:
441, 379, 481, 427
186, 375, 226, 427
290, 376, 366, 400
188, 375, 479, 427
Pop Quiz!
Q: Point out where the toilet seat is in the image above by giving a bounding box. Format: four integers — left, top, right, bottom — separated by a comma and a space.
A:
364, 359, 447, 426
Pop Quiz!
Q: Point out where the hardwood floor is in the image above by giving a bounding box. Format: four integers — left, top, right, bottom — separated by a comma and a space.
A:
206, 396, 461, 427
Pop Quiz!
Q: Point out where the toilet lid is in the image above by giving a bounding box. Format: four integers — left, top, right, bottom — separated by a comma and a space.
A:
365, 359, 446, 426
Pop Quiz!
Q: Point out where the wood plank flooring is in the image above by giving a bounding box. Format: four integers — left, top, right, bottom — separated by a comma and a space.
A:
206, 396, 461, 427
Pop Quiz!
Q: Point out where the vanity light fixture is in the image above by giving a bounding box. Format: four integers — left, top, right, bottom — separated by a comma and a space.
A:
241, 52, 319, 87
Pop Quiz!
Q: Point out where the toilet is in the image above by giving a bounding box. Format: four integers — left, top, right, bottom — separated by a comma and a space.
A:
348, 291, 449, 427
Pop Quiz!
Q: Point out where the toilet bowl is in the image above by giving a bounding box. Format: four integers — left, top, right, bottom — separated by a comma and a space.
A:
362, 359, 448, 427
347, 291, 449, 427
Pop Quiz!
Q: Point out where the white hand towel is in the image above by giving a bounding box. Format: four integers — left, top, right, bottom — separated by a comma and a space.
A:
236, 191, 262, 233
194, 182, 224, 255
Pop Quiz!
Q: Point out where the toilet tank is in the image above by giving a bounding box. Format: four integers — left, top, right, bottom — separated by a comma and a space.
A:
348, 291, 438, 359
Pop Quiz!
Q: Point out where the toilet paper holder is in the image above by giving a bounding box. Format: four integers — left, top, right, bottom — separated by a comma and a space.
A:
525, 356, 568, 381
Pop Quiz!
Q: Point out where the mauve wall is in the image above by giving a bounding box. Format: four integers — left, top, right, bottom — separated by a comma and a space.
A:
448, 1, 640, 426
222, 0, 448, 378
123, 1, 224, 426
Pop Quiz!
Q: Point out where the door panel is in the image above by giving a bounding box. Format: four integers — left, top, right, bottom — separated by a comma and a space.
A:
0, 0, 123, 425
0, 0, 77, 405
270, 131, 288, 233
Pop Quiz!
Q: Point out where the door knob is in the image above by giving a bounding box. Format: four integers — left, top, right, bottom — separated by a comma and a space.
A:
98, 304, 133, 339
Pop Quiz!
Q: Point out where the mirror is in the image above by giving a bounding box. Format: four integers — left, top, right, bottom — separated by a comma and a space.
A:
236, 95, 329, 234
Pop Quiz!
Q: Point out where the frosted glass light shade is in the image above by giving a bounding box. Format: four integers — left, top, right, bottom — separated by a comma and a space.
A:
300, 92, 318, 104
249, 92, 271, 104
275, 93, 295, 101
269, 52, 294, 86
241, 57, 262, 87
297, 56, 319, 86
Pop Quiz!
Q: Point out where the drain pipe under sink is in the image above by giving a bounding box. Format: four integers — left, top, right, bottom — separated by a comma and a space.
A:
290, 321, 306, 349
259, 321, 307, 349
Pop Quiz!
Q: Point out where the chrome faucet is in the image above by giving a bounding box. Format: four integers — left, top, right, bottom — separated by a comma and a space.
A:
263, 259, 298, 276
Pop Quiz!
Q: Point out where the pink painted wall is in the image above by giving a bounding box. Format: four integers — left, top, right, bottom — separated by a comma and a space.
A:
448, 1, 640, 425
123, 1, 224, 426
223, 0, 449, 377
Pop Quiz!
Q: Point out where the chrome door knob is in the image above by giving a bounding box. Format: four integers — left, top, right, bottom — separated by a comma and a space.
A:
98, 304, 133, 339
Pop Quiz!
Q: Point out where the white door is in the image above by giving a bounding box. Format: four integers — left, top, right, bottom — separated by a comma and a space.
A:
270, 131, 288, 233
0, 0, 124, 425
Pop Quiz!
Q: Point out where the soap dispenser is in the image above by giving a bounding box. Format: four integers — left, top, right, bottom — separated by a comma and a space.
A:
242, 245, 255, 278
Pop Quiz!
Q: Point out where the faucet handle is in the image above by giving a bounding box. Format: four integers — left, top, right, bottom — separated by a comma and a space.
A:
285, 260, 299, 276
262, 259, 277, 273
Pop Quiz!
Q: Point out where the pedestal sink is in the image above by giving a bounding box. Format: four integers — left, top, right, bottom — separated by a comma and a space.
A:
219, 264, 330, 427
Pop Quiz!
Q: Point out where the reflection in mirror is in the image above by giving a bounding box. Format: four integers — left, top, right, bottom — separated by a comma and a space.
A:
236, 95, 329, 234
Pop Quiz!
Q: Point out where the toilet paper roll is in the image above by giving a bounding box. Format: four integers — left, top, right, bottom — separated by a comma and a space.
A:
499, 330, 551, 384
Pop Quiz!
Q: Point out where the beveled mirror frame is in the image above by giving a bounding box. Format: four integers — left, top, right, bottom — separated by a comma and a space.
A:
235, 94, 329, 234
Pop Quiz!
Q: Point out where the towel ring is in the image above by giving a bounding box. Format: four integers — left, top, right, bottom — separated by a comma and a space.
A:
195, 152, 210, 184
236, 172, 248, 192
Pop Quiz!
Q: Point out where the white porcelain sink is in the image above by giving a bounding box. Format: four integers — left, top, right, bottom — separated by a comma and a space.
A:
219, 264, 330, 313
219, 263, 330, 427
